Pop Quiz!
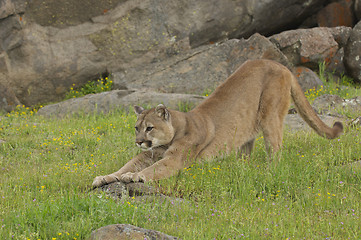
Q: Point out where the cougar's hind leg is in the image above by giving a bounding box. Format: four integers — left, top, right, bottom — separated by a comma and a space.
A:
260, 115, 284, 160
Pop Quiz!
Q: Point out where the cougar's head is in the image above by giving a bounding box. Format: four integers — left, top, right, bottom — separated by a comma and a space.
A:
133, 104, 175, 150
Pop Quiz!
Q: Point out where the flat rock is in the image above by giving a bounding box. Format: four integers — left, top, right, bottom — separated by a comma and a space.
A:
96, 182, 160, 198
37, 90, 205, 117
284, 114, 344, 132
312, 94, 361, 115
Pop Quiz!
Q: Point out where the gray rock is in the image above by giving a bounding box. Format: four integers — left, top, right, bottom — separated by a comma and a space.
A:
312, 94, 361, 114
0, 82, 21, 112
36, 90, 205, 117
95, 181, 185, 206
284, 114, 344, 132
113, 34, 290, 95
312, 94, 345, 114
293, 66, 324, 92
0, 0, 26, 19
345, 20, 361, 83
355, 0, 361, 21
89, 224, 179, 240
96, 181, 161, 199
328, 26, 352, 48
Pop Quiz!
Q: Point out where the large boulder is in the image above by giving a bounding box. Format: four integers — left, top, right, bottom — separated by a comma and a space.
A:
316, 1, 354, 28
345, 20, 361, 83
269, 27, 346, 70
113, 34, 290, 95
0, 0, 329, 106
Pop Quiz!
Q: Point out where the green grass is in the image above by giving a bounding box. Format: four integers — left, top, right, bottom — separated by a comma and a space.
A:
65, 76, 113, 100
0, 105, 360, 239
305, 62, 361, 103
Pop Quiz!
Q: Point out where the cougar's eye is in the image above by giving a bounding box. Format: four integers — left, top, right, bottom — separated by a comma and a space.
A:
146, 126, 154, 132
135, 126, 139, 132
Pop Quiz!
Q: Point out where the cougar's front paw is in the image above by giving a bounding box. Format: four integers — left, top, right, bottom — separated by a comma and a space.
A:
92, 175, 119, 188
120, 172, 146, 183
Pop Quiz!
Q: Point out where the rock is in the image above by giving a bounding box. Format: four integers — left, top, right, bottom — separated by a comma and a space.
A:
0, 82, 21, 112
325, 47, 347, 77
328, 26, 352, 48
96, 181, 160, 199
113, 34, 290, 95
188, 0, 325, 47
342, 97, 361, 111
0, 0, 26, 19
284, 114, 344, 132
316, 1, 354, 28
0, 0, 328, 106
89, 224, 179, 240
293, 66, 324, 92
36, 90, 205, 117
326, 27, 352, 76
312, 94, 361, 115
95, 181, 185, 206
356, 0, 361, 21
312, 94, 345, 114
269, 27, 339, 69
344, 20, 361, 83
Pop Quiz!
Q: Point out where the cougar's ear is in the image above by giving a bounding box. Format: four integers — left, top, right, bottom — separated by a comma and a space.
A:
134, 106, 145, 116
155, 104, 170, 121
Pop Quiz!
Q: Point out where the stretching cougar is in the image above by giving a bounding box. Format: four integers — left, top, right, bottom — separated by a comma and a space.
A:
92, 59, 342, 187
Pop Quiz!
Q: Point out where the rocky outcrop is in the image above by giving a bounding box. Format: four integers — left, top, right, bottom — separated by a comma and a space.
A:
89, 224, 179, 240
112, 34, 290, 95
36, 33, 327, 118
1, 0, 355, 107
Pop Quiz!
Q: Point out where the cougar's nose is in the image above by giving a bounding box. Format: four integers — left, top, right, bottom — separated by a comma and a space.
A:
136, 140, 143, 146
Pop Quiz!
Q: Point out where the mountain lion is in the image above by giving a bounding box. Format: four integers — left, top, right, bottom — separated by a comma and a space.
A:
92, 59, 343, 187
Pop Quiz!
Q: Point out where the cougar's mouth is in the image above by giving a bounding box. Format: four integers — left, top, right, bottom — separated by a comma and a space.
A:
136, 140, 152, 150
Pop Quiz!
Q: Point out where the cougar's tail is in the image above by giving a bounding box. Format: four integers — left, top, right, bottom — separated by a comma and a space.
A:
289, 74, 343, 139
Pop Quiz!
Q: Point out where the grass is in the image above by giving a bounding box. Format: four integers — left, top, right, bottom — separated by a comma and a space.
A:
304, 62, 361, 103
0, 103, 360, 239
64, 76, 113, 100
1, 63, 360, 239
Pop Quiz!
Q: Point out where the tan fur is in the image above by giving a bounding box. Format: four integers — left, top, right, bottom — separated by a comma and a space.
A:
92, 59, 343, 187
